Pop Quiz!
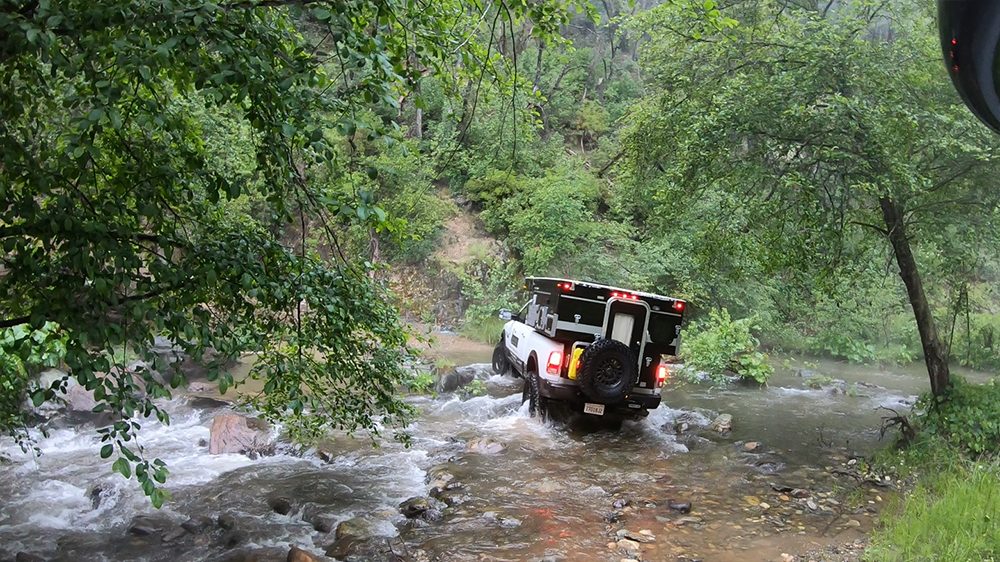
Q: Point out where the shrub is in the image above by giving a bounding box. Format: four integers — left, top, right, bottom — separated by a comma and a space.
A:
680, 308, 774, 384
915, 377, 1000, 454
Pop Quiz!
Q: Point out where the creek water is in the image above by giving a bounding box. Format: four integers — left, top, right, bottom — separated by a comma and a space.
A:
0, 356, 990, 562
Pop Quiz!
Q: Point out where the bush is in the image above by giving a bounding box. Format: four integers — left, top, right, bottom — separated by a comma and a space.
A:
916, 377, 1000, 454
680, 308, 774, 384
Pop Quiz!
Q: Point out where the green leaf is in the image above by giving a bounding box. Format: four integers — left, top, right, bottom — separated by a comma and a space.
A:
112, 458, 132, 479
101, 444, 114, 459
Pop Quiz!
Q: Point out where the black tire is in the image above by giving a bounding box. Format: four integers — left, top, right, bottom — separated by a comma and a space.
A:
492, 338, 511, 376
577, 338, 637, 404
521, 369, 546, 418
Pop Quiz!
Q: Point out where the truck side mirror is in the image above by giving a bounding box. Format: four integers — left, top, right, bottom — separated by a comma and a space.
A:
499, 309, 513, 320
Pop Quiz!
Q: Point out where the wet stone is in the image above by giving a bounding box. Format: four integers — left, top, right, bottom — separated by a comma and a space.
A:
398, 497, 430, 518
222, 529, 250, 549
181, 515, 215, 534
710, 414, 733, 433
162, 527, 188, 543
313, 517, 336, 534
668, 499, 692, 513
218, 513, 237, 530
287, 546, 318, 562
268, 496, 294, 515
791, 489, 810, 498
15, 554, 45, 562
617, 538, 641, 554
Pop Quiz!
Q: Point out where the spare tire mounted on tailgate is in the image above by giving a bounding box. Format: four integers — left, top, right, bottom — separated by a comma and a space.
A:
577, 338, 636, 403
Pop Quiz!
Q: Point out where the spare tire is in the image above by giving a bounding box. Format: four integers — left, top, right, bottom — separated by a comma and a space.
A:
577, 338, 637, 404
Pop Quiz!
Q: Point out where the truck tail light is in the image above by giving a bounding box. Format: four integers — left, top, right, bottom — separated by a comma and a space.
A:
546, 351, 563, 375
656, 365, 669, 385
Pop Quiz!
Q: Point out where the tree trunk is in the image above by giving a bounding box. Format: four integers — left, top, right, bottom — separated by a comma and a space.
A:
879, 196, 951, 396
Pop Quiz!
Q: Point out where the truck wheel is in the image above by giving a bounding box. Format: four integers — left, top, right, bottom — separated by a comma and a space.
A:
492, 339, 511, 376
577, 338, 637, 404
521, 370, 546, 418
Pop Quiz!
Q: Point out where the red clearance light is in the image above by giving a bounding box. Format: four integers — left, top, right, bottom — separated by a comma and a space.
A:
952, 38, 957, 45
674, 301, 685, 312
546, 351, 563, 375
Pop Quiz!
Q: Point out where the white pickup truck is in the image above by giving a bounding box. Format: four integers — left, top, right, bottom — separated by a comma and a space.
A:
492, 277, 686, 419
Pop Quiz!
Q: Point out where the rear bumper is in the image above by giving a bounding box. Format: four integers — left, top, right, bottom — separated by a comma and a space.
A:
539, 378, 661, 413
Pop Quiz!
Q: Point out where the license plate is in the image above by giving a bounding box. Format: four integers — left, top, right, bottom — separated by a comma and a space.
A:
583, 403, 605, 416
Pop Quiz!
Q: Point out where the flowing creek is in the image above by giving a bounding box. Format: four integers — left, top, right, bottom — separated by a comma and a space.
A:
0, 356, 992, 562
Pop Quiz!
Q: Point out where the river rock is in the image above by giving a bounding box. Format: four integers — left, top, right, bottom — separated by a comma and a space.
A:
181, 515, 215, 534
87, 483, 109, 510
335, 518, 376, 541
222, 529, 250, 548
744, 441, 760, 451
710, 414, 733, 433
313, 516, 336, 534
218, 513, 238, 530
667, 499, 692, 513
267, 496, 294, 516
128, 515, 169, 537
398, 497, 430, 518
434, 368, 475, 393
162, 526, 188, 543
791, 488, 810, 498
325, 536, 396, 562
425, 463, 456, 484
15, 554, 45, 562
287, 547, 318, 562
209, 414, 272, 455
465, 438, 506, 455
616, 538, 641, 554
795, 369, 819, 378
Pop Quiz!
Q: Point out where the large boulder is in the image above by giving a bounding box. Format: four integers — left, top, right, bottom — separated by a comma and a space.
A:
209, 414, 272, 456
435, 367, 476, 393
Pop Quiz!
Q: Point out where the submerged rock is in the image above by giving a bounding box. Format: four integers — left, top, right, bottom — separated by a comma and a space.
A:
15, 553, 45, 562
222, 529, 250, 549
710, 414, 733, 433
209, 414, 272, 456
465, 438, 506, 455
218, 513, 238, 530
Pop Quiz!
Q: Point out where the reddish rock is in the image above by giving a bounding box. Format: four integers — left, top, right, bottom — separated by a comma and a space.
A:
209, 414, 270, 455
287, 547, 318, 562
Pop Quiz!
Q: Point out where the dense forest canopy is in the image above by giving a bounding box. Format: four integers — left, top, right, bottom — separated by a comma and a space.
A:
3, 0, 1000, 498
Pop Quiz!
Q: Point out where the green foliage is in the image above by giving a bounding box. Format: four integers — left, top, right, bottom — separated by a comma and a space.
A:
405, 371, 436, 395
0, 322, 68, 450
680, 308, 773, 384
867, 451, 1000, 562
916, 378, 1000, 455
461, 379, 488, 399
459, 317, 508, 346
